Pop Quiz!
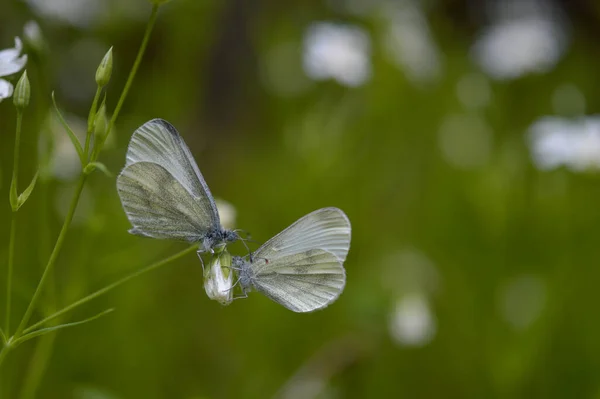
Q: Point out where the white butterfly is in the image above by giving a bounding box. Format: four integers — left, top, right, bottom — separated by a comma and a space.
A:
116, 118, 240, 254
232, 208, 351, 312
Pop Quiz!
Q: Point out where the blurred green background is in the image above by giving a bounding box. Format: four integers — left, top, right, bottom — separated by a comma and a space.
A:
1, 0, 600, 397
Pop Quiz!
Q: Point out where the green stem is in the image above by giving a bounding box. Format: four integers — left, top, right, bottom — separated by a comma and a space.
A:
10, 112, 23, 199
85, 86, 102, 158
14, 174, 87, 337
91, 4, 159, 162
5, 214, 16, 336
23, 245, 197, 334
0, 345, 10, 367
6, 111, 23, 336
14, 4, 162, 339
18, 333, 56, 399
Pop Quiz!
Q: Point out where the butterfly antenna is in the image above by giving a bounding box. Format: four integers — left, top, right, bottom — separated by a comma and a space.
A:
233, 228, 252, 240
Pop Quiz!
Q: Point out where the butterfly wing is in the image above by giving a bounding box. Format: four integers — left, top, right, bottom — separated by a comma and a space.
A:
249, 249, 346, 312
125, 118, 220, 224
117, 162, 216, 241
254, 208, 351, 262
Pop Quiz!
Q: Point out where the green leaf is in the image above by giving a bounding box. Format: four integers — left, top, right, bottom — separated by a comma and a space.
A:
84, 162, 112, 177
17, 169, 39, 209
0, 327, 6, 344
13, 308, 114, 346
52, 92, 85, 166
9, 178, 18, 211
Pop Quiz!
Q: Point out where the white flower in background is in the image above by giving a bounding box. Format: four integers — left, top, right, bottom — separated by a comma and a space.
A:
528, 116, 600, 172
472, 16, 566, 80
389, 293, 436, 347
215, 198, 237, 230
26, 0, 105, 28
303, 22, 371, 87
381, 0, 443, 85
0, 37, 28, 102
23, 21, 46, 54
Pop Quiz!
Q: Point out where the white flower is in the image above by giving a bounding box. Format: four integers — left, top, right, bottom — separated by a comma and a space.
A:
215, 198, 237, 230
528, 115, 600, 171
203, 248, 234, 306
303, 22, 371, 87
0, 37, 28, 102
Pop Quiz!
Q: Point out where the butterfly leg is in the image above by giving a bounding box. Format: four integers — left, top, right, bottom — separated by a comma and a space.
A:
196, 249, 207, 273
232, 288, 248, 300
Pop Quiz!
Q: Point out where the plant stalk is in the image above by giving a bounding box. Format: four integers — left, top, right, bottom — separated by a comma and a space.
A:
91, 4, 159, 162
6, 111, 23, 336
14, 174, 87, 337
24, 245, 197, 334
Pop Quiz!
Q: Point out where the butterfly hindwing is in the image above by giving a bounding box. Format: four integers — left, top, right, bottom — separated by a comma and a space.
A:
117, 162, 215, 241
248, 249, 346, 312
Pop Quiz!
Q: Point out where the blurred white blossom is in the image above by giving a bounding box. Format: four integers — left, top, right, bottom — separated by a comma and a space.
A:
528, 116, 600, 172
381, 0, 442, 84
0, 37, 28, 102
215, 199, 237, 230
26, 0, 105, 28
389, 293, 436, 347
472, 0, 567, 81
303, 22, 371, 87
23, 21, 46, 54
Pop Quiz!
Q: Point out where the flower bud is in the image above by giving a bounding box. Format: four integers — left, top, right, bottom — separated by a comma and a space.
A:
94, 103, 108, 138
13, 70, 30, 110
203, 247, 234, 306
23, 21, 46, 55
95, 47, 113, 87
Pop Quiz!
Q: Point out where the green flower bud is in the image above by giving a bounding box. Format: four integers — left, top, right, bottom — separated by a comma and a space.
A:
95, 47, 113, 87
94, 103, 108, 138
13, 70, 30, 110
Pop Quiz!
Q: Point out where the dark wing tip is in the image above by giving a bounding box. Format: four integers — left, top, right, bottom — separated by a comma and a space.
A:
145, 118, 181, 139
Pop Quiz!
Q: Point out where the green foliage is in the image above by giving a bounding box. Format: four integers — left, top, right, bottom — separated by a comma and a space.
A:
1, 0, 600, 398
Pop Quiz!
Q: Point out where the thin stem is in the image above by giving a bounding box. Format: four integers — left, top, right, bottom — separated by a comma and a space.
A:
6, 111, 23, 336
24, 245, 197, 334
14, 4, 162, 339
10, 112, 23, 199
91, 4, 159, 162
85, 86, 102, 158
5, 215, 16, 336
14, 174, 87, 337
18, 334, 55, 399
0, 345, 10, 368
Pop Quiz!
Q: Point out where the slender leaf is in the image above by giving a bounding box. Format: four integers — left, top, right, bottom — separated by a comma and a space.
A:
51, 92, 85, 165
17, 169, 39, 209
84, 162, 112, 177
9, 178, 18, 211
13, 309, 114, 346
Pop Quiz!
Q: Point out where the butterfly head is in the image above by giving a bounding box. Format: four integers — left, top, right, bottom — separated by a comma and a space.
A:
223, 229, 239, 243
232, 256, 253, 291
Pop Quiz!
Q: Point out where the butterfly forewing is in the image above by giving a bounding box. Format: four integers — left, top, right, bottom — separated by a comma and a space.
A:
125, 118, 220, 224
253, 207, 351, 262
250, 249, 346, 312
117, 162, 215, 241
